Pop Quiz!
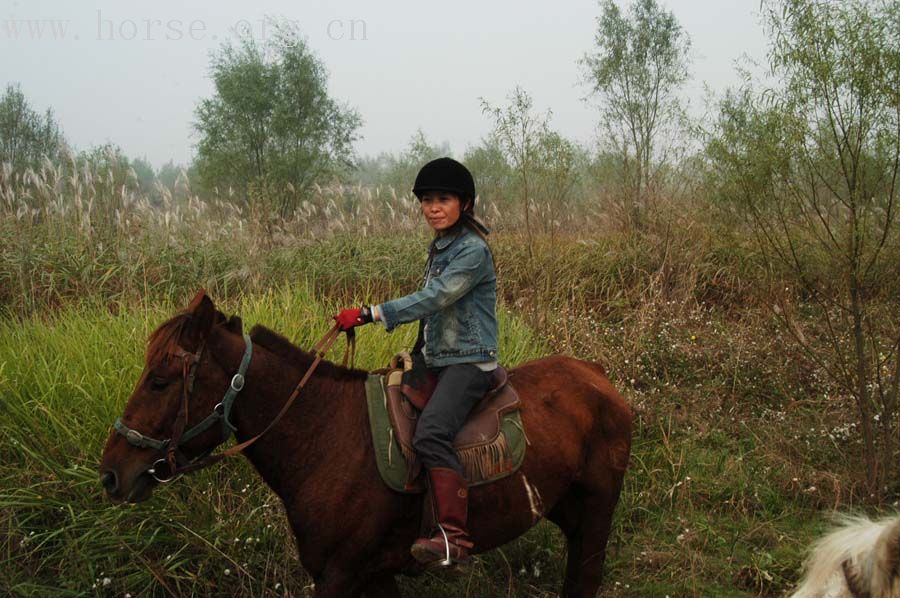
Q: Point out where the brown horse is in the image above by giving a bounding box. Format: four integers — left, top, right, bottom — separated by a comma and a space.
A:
100, 291, 632, 598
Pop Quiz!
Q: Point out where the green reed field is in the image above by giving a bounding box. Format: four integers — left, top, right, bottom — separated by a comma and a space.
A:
1, 167, 898, 596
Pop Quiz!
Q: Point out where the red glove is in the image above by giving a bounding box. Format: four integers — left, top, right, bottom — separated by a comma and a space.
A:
334, 307, 373, 331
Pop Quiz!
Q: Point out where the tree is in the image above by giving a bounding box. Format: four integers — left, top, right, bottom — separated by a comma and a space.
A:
581, 0, 690, 225
0, 84, 65, 174
156, 160, 185, 191
194, 19, 362, 217
390, 130, 450, 193
533, 130, 579, 234
354, 130, 450, 191
129, 156, 156, 196
463, 135, 514, 215
706, 0, 900, 496
52, 143, 144, 230
481, 87, 579, 241
77, 143, 132, 183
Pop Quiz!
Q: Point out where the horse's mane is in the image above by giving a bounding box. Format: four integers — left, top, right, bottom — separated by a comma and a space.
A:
147, 309, 368, 381
249, 324, 369, 381
790, 514, 900, 598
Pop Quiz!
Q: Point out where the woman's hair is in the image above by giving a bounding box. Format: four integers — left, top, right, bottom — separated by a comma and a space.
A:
462, 214, 489, 242
461, 212, 496, 270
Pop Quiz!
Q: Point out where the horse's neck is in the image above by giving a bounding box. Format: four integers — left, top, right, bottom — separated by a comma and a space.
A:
228, 344, 367, 502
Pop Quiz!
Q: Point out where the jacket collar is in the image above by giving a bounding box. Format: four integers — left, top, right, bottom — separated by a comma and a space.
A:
431, 222, 467, 252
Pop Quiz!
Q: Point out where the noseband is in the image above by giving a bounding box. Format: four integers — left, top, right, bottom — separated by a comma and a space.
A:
112, 324, 351, 483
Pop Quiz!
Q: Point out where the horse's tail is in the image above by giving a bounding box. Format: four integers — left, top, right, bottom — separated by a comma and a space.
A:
573, 357, 632, 472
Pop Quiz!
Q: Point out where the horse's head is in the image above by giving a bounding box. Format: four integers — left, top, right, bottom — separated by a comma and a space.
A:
100, 289, 245, 503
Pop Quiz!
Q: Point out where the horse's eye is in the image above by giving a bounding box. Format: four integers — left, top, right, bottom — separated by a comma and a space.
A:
150, 377, 169, 392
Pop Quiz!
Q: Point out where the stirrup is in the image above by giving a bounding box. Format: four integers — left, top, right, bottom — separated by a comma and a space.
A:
437, 524, 452, 567
414, 526, 469, 572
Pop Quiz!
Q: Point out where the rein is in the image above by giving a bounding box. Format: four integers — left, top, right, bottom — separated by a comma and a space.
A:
114, 323, 353, 483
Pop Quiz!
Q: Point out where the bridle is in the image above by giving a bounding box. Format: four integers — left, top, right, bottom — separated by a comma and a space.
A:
113, 324, 352, 483
113, 334, 248, 482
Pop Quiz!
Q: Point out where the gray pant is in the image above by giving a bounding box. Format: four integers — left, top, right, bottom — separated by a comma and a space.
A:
412, 364, 493, 476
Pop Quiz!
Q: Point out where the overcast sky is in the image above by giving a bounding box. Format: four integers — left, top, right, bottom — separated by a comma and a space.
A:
1, 0, 770, 169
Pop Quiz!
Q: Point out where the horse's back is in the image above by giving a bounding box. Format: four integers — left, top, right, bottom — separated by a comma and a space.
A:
510, 355, 630, 426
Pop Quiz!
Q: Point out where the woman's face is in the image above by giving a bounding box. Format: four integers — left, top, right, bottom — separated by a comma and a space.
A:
420, 191, 467, 232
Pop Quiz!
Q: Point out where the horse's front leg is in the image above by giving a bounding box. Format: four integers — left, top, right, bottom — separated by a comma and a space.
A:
312, 567, 400, 598
362, 573, 401, 598
312, 565, 364, 598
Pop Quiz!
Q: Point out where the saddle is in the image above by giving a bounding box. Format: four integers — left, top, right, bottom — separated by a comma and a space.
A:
380, 352, 524, 492
390, 352, 511, 410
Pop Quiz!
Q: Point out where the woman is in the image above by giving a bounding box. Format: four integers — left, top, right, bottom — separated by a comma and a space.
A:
333, 157, 497, 567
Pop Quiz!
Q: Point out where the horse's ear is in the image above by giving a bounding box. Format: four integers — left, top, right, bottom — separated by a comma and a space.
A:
185, 289, 216, 345
841, 557, 869, 598
188, 289, 211, 312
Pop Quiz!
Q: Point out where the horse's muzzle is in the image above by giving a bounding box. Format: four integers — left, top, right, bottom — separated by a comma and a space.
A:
100, 467, 155, 503
100, 470, 118, 494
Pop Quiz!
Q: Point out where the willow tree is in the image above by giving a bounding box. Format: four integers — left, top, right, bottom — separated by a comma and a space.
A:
194, 19, 361, 217
0, 84, 64, 174
581, 0, 690, 226
480, 87, 578, 244
707, 0, 900, 496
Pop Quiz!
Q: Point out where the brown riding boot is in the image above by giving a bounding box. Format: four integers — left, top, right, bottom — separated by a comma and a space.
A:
411, 467, 473, 567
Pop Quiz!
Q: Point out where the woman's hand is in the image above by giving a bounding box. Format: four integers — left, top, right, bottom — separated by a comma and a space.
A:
333, 307, 373, 331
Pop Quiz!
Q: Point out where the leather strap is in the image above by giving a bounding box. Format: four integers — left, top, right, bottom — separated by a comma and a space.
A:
173, 324, 346, 475
166, 345, 203, 471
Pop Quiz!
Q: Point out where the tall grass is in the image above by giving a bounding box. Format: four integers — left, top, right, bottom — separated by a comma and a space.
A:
0, 150, 773, 318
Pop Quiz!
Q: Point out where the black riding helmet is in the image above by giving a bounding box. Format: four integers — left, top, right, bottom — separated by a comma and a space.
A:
412, 157, 476, 213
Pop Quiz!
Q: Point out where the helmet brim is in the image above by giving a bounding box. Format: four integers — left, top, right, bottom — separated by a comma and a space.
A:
412, 185, 472, 200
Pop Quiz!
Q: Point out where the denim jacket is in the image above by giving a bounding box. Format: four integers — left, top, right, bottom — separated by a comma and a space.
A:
378, 226, 498, 367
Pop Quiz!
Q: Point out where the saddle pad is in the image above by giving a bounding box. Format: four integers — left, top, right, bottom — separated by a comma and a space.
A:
365, 374, 527, 494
